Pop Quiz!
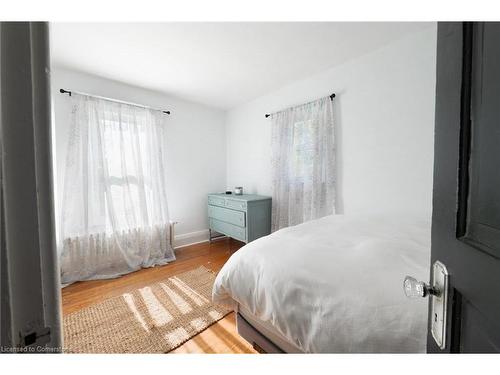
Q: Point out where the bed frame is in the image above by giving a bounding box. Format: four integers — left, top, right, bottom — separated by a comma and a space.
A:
236, 313, 286, 353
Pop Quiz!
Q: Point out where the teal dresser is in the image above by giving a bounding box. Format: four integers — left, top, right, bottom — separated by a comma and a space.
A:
208, 193, 272, 243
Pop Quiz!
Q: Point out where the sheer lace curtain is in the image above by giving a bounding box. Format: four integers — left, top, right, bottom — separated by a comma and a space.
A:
59, 95, 175, 285
271, 96, 336, 231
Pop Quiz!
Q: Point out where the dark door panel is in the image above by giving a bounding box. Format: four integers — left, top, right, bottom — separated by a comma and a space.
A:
460, 298, 500, 353
462, 22, 500, 258
430, 22, 500, 353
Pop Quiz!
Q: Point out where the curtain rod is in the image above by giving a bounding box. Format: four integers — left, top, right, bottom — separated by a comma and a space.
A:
59, 89, 171, 115
264, 93, 335, 118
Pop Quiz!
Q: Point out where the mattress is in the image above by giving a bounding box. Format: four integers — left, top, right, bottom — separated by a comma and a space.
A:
212, 214, 431, 353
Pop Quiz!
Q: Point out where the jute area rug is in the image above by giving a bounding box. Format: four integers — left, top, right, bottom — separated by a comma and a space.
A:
63, 266, 231, 353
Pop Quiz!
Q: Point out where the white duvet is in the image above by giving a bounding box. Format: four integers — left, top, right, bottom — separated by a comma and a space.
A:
212, 214, 431, 353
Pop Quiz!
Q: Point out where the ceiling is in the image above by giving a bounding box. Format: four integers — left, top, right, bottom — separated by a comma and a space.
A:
50, 22, 433, 110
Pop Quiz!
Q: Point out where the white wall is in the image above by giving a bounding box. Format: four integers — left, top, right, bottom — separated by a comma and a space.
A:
225, 25, 437, 219
51, 68, 226, 247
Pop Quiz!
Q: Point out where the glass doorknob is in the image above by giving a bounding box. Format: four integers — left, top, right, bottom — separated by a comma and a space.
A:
403, 276, 437, 298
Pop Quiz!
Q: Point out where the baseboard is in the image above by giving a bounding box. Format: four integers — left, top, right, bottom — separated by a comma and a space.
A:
173, 229, 210, 249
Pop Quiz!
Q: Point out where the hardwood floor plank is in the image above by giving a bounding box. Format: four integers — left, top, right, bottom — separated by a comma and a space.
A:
61, 238, 257, 354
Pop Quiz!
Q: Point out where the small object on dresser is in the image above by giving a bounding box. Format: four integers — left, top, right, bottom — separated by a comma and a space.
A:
225, 191, 232, 195
234, 186, 243, 195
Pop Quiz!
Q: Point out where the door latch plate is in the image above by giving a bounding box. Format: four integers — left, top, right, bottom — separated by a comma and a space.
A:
430, 260, 449, 350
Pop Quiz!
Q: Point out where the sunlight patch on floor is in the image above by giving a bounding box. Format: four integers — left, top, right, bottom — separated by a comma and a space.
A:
165, 327, 190, 347
139, 286, 173, 326
122, 293, 150, 332
170, 276, 210, 306
208, 309, 224, 320
159, 282, 193, 314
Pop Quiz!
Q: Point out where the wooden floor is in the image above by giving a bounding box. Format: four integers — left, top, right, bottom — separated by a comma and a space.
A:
61, 238, 257, 354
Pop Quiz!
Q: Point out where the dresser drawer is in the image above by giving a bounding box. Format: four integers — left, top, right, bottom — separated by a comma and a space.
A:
225, 199, 247, 211
208, 195, 226, 207
209, 218, 246, 242
208, 205, 246, 227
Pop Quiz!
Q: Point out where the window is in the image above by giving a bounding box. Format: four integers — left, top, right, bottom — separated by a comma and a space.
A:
60, 96, 175, 284
101, 114, 152, 232
270, 96, 335, 230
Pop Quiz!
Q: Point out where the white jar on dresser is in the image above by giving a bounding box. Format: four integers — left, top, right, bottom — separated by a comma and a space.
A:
207, 193, 271, 243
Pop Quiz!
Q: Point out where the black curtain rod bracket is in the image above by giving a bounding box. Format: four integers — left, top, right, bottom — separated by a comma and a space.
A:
265, 92, 335, 118
59, 88, 171, 115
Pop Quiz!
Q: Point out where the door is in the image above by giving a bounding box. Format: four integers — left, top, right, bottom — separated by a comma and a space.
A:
0, 22, 62, 352
429, 22, 500, 352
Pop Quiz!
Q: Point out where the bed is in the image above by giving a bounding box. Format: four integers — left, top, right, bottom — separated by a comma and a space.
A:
212, 214, 431, 353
